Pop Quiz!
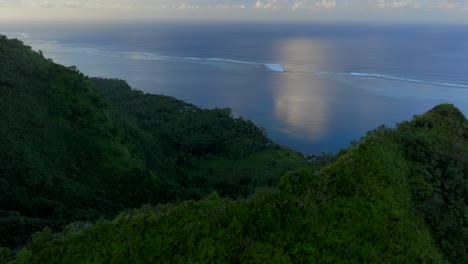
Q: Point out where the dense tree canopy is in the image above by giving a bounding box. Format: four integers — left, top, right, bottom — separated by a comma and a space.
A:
0, 35, 309, 251
6, 103, 468, 263
1, 35, 467, 263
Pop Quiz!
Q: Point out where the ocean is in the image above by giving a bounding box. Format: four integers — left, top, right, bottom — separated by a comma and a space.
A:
3, 21, 468, 154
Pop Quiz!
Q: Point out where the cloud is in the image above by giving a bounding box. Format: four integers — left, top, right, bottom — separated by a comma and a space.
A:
62, 1, 84, 8
375, 0, 468, 9
433, 0, 468, 9
0, 0, 24, 6
40, 2, 56, 8
254, 0, 281, 10
292, 1, 303, 10
253, 0, 337, 10
0, 0, 430, 10
0, 0, 451, 9
315, 0, 336, 8
0, 0, 468, 23
378, 0, 413, 8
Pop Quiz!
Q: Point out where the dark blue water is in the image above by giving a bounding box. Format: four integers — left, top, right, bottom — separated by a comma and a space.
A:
3, 22, 468, 154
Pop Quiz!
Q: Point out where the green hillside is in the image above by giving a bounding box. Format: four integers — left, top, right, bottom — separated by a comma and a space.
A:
1, 35, 467, 263
0, 35, 160, 247
7, 104, 468, 264
0, 35, 310, 251
91, 78, 310, 199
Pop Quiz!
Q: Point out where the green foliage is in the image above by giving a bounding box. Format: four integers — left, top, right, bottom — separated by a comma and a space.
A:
0, 36, 173, 246
91, 77, 310, 199
396, 104, 468, 263
92, 78, 269, 161
14, 104, 468, 263
2, 35, 467, 263
0, 35, 136, 246
185, 148, 310, 199
0, 35, 309, 248
0, 246, 13, 264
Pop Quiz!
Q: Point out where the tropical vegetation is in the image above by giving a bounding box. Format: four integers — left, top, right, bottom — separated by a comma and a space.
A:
0, 35, 466, 263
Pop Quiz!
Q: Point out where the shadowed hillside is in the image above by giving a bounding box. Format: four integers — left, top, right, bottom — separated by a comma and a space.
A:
1, 35, 466, 263
0, 35, 310, 252
6, 104, 468, 263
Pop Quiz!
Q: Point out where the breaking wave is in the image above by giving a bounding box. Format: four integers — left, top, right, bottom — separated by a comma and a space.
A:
314, 71, 468, 88
0, 32, 285, 73
0, 32, 30, 39
63, 47, 284, 72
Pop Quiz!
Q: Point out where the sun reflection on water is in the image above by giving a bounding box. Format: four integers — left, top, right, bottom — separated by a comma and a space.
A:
271, 38, 333, 141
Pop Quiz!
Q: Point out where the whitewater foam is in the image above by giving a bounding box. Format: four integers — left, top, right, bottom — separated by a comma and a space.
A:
181, 57, 284, 72
0, 32, 285, 73
56, 46, 285, 72
315, 71, 468, 88
265, 64, 285, 72
0, 32, 29, 39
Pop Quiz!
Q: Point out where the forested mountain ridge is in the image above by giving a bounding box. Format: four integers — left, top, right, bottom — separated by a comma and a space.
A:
91, 78, 307, 199
7, 104, 467, 264
0, 35, 309, 252
1, 35, 163, 247
5, 105, 468, 263
1, 35, 467, 263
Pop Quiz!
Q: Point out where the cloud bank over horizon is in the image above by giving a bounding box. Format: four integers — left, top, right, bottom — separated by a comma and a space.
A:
1, 0, 468, 22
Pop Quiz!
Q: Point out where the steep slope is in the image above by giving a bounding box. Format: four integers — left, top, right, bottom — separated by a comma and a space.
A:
396, 104, 468, 263
9, 105, 467, 263
0, 35, 310, 250
0, 36, 167, 248
91, 78, 309, 199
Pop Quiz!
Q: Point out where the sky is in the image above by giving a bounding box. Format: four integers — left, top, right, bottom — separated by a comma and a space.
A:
1, 0, 468, 23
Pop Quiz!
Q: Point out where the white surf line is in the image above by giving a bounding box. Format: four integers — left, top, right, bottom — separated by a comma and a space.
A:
60, 47, 285, 72
314, 71, 468, 88
0, 32, 30, 39
0, 33, 285, 73
180, 56, 284, 72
